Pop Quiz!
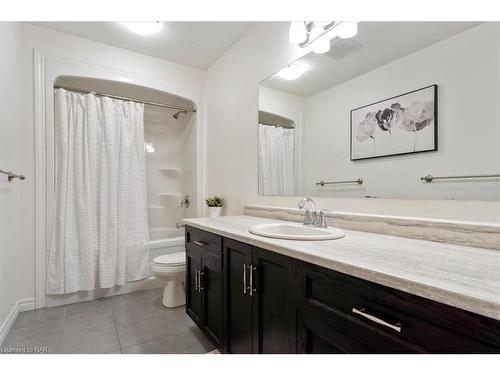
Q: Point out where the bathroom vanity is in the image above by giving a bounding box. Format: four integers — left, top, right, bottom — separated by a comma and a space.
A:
184, 216, 500, 354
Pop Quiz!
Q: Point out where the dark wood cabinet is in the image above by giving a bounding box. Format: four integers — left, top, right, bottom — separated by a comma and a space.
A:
251, 247, 296, 353
185, 227, 223, 349
185, 225, 500, 354
295, 261, 500, 353
222, 238, 296, 353
186, 247, 202, 326
222, 239, 253, 353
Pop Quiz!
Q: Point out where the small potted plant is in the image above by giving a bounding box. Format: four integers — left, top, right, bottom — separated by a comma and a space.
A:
205, 196, 224, 217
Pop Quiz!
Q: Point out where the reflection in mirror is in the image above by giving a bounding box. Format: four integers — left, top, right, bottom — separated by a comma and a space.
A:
258, 22, 500, 200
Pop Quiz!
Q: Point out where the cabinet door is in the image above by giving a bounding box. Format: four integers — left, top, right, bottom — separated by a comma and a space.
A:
223, 238, 253, 353
186, 247, 202, 325
252, 247, 296, 354
200, 253, 223, 348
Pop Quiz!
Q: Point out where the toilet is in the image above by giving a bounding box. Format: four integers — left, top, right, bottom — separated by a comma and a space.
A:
151, 251, 186, 308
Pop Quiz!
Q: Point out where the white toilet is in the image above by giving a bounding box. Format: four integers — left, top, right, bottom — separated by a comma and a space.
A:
151, 251, 186, 308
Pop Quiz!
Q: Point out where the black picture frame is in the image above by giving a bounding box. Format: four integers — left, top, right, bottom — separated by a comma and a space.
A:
350, 84, 438, 161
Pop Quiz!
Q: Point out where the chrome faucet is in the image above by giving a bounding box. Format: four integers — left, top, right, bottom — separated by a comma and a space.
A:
298, 197, 316, 225
298, 198, 328, 228
180, 195, 190, 208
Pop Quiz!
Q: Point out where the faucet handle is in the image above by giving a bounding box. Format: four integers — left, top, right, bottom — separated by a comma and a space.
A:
319, 209, 328, 228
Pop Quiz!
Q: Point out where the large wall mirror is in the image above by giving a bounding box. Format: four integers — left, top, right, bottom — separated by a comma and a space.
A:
258, 22, 500, 200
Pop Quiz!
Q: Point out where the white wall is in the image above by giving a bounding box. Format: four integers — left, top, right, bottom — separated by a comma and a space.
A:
205, 22, 500, 223
0, 22, 21, 338
301, 22, 499, 201
17, 23, 205, 305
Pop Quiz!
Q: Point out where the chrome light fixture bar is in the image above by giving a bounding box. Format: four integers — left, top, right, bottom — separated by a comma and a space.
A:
289, 21, 359, 54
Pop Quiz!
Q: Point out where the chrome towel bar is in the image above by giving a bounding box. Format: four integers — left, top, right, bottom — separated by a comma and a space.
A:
316, 179, 363, 186
0, 169, 25, 182
420, 174, 500, 183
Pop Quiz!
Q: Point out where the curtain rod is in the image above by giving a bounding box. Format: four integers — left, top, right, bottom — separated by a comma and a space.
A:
259, 122, 295, 129
54, 85, 197, 113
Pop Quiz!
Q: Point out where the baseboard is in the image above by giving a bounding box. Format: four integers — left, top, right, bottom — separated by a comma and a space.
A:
18, 298, 36, 312
0, 298, 36, 346
0, 303, 19, 346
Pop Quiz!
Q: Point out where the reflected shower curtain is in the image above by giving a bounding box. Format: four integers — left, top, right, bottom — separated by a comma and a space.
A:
47, 89, 149, 294
258, 124, 296, 196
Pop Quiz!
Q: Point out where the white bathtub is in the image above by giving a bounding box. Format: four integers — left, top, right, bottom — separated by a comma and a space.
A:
46, 236, 186, 308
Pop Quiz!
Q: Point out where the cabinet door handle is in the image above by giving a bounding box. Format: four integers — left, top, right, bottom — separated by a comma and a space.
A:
352, 308, 402, 333
199, 271, 204, 291
249, 266, 256, 296
194, 240, 208, 247
194, 269, 199, 292
243, 264, 247, 294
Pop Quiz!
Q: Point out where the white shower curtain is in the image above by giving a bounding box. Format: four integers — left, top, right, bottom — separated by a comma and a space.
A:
47, 89, 149, 295
258, 124, 296, 196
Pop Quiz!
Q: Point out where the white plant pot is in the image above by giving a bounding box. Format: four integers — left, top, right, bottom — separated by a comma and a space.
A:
207, 207, 222, 217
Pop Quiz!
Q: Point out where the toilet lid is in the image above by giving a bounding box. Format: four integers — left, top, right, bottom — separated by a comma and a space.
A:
153, 252, 186, 266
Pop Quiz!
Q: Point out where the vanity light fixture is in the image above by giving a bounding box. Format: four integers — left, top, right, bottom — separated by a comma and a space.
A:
289, 21, 358, 54
276, 62, 308, 80
121, 21, 164, 36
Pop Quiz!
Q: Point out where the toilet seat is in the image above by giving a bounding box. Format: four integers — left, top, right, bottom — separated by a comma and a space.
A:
153, 251, 185, 267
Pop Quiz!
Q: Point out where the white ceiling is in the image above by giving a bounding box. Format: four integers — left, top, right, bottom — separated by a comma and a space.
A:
29, 21, 255, 70
262, 22, 482, 97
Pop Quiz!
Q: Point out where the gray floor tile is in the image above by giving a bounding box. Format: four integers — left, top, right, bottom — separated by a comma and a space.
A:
113, 303, 160, 326
2, 320, 63, 354
177, 326, 216, 354
65, 298, 114, 319
12, 306, 65, 330
116, 316, 170, 349
108, 293, 147, 310
63, 311, 115, 335
122, 337, 184, 354
135, 288, 163, 303
2, 289, 213, 354
159, 308, 196, 335
59, 327, 121, 354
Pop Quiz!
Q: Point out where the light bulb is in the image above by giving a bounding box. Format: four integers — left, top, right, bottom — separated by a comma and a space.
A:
289, 21, 308, 45
312, 38, 331, 54
276, 63, 308, 80
313, 21, 332, 27
121, 22, 163, 36
337, 22, 358, 39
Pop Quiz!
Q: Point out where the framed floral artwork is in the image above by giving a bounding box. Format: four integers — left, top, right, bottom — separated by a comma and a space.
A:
350, 84, 438, 161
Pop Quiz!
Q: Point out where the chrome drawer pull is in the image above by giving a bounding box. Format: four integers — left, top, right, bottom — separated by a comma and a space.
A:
352, 308, 402, 333
243, 264, 247, 294
194, 269, 199, 292
249, 266, 256, 296
194, 240, 208, 247
199, 271, 204, 291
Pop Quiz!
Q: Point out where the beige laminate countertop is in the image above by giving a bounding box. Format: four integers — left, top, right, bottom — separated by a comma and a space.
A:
183, 215, 500, 320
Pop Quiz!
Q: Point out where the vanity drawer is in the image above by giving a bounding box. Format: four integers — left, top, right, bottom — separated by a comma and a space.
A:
297, 262, 500, 353
186, 226, 222, 256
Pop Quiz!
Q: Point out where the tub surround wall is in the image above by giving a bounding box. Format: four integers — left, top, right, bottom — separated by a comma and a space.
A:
183, 215, 500, 320
245, 205, 500, 250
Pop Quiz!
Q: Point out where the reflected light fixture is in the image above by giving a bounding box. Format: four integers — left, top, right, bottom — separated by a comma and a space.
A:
337, 22, 358, 39
276, 62, 308, 80
309, 25, 330, 54
121, 22, 164, 36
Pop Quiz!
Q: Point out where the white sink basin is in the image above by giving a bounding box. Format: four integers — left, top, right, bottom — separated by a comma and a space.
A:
249, 223, 345, 241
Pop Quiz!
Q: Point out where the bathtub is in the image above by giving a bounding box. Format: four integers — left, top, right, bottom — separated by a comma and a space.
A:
46, 236, 186, 308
